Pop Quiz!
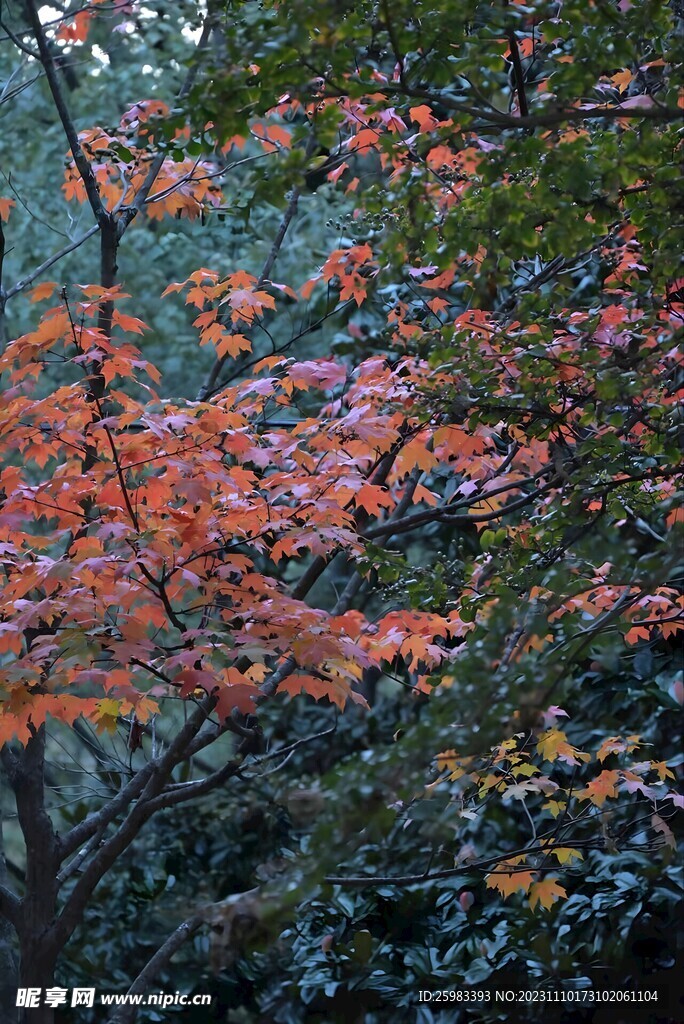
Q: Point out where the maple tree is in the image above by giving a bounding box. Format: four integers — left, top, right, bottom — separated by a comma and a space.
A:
0, 0, 682, 1020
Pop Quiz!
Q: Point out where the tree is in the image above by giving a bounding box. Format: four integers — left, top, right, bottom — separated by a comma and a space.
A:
0, 0, 681, 1021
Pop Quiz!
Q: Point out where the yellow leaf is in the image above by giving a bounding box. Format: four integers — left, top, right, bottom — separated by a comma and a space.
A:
611, 69, 633, 93
478, 773, 506, 796
93, 697, 120, 734
650, 760, 675, 782
552, 847, 584, 865
485, 857, 536, 899
493, 737, 520, 759
542, 799, 563, 818
435, 749, 459, 771
528, 877, 567, 911
537, 729, 590, 766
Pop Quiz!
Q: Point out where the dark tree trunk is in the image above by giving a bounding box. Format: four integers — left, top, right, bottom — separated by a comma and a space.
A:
0, 849, 19, 1024
16, 948, 56, 1024
1, 734, 60, 1024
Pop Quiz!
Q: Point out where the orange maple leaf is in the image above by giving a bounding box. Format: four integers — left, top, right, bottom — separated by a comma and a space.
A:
485, 857, 536, 899
528, 877, 567, 911
0, 197, 16, 222
578, 769, 620, 807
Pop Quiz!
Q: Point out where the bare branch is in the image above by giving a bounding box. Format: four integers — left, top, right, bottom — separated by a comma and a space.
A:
0, 17, 40, 58
4, 225, 99, 303
106, 915, 203, 1024
325, 842, 595, 888
25, 0, 107, 226
58, 761, 158, 862
0, 882, 20, 927
143, 758, 243, 814
365, 476, 561, 540
50, 698, 215, 955
506, 28, 530, 119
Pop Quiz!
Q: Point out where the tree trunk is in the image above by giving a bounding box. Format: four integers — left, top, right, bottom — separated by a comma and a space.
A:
1, 787, 19, 1024
2, 734, 59, 1024
16, 946, 56, 1024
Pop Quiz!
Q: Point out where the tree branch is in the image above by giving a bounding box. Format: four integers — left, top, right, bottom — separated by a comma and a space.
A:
506, 28, 530, 119
372, 79, 682, 130
25, 0, 107, 226
4, 727, 60, 977
143, 757, 244, 813
58, 760, 157, 863
0, 16, 39, 59
365, 476, 561, 540
3, 225, 99, 303
0, 883, 20, 927
115, 17, 215, 238
106, 915, 203, 1024
196, 134, 318, 402
49, 698, 215, 955
325, 841, 592, 888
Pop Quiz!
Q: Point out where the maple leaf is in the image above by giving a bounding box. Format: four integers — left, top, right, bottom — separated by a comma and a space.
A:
648, 760, 675, 782
112, 310, 148, 335
596, 735, 641, 761
541, 799, 566, 817
435, 749, 465, 777
92, 698, 121, 734
225, 269, 257, 290
485, 857, 536, 899
536, 729, 590, 766
578, 770, 620, 807
396, 438, 438, 473
501, 779, 540, 802
355, 482, 394, 516
29, 281, 59, 303
409, 104, 439, 131
651, 813, 676, 849
378, 107, 407, 132
550, 847, 584, 865
57, 10, 93, 43
215, 331, 252, 360
288, 360, 347, 391
0, 197, 15, 221
620, 770, 657, 799
223, 288, 276, 322
528, 877, 567, 911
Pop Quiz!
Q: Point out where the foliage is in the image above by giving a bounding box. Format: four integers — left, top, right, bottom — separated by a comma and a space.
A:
0, 0, 682, 1020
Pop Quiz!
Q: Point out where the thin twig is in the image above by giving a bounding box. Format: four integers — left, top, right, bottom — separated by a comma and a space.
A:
4, 225, 99, 302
